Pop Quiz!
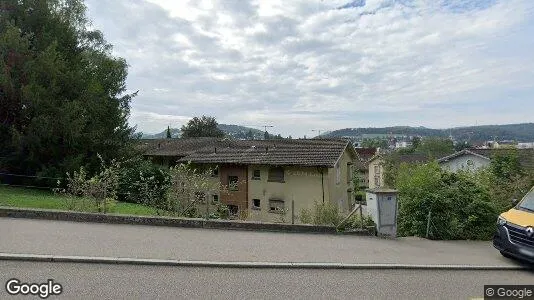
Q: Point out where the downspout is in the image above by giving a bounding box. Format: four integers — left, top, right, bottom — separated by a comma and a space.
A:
321, 168, 325, 204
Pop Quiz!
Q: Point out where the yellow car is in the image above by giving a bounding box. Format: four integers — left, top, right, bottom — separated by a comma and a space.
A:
493, 186, 534, 263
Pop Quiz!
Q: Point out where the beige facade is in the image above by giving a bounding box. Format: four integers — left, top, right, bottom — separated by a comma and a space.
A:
145, 138, 358, 224
368, 156, 385, 189
245, 149, 355, 223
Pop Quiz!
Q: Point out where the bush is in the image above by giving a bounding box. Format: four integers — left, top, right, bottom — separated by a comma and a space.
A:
118, 157, 171, 209
337, 214, 375, 231
57, 155, 120, 214
396, 162, 499, 240
299, 201, 342, 226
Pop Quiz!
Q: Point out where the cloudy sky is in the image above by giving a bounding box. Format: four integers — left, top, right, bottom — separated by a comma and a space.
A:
85, 0, 534, 137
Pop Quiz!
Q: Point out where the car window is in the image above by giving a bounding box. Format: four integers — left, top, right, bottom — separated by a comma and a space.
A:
519, 189, 534, 211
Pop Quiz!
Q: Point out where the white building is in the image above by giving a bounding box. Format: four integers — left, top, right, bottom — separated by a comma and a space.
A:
518, 143, 534, 149
437, 150, 491, 173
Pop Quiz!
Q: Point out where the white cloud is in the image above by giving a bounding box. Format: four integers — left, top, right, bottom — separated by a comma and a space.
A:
85, 0, 534, 136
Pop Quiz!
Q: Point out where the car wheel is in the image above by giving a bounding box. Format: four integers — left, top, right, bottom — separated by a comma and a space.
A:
500, 251, 512, 259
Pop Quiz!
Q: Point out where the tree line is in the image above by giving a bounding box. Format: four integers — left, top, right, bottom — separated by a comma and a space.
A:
1, 0, 136, 179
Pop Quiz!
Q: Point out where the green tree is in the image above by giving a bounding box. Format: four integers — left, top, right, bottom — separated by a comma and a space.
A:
245, 129, 254, 140
411, 136, 421, 149
361, 138, 388, 149
181, 116, 224, 138
416, 137, 455, 159
490, 150, 523, 181
0, 0, 136, 178
166, 126, 172, 139
454, 141, 472, 152
396, 162, 497, 240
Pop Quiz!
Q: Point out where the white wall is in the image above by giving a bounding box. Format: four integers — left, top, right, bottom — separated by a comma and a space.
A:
439, 154, 490, 173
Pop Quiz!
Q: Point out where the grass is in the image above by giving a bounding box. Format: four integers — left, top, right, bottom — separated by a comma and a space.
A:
0, 185, 161, 216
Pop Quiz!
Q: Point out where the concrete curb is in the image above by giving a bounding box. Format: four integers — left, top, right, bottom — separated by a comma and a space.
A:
0, 207, 375, 235
0, 253, 528, 270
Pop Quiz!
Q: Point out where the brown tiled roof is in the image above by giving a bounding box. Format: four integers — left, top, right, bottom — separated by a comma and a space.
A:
469, 148, 534, 170
141, 138, 355, 167
355, 148, 377, 162
138, 137, 221, 157
397, 153, 430, 164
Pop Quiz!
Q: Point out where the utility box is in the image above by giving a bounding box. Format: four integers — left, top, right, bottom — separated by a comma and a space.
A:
366, 188, 399, 237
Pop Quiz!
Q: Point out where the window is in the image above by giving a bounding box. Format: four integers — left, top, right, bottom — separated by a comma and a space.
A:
268, 167, 285, 182
212, 194, 219, 204
228, 176, 239, 191
269, 199, 285, 213
347, 163, 353, 183
374, 165, 380, 174
466, 159, 475, 169
252, 199, 261, 210
374, 176, 381, 187
195, 192, 206, 204
252, 169, 261, 180
211, 167, 219, 177
335, 163, 341, 185
227, 205, 239, 218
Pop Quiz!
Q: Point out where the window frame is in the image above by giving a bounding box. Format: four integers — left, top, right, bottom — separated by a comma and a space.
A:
268, 167, 285, 183
252, 169, 261, 180
228, 175, 239, 191
268, 199, 285, 214
211, 194, 219, 204
252, 198, 261, 210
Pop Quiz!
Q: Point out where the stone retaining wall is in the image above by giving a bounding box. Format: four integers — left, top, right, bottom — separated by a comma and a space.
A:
0, 207, 375, 235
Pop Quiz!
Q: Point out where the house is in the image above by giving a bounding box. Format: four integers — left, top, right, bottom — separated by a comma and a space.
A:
354, 148, 377, 189
368, 153, 429, 189
437, 150, 491, 173
138, 137, 220, 167
142, 138, 359, 223
517, 143, 534, 149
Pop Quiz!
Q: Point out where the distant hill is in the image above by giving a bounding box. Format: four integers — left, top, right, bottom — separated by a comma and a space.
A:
141, 124, 265, 139
324, 123, 534, 143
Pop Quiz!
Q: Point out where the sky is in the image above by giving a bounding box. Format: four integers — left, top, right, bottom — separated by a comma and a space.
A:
84, 0, 534, 137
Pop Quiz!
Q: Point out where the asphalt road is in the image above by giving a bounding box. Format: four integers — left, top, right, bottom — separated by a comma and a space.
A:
0, 218, 522, 266
1, 261, 533, 300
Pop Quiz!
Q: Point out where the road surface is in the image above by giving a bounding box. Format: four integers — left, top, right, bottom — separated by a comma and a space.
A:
1, 261, 533, 300
0, 218, 523, 266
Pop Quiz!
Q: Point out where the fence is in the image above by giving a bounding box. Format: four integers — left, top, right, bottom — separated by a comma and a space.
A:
0, 173, 64, 190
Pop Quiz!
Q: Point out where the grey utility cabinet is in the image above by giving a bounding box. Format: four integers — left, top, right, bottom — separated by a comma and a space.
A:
365, 188, 399, 237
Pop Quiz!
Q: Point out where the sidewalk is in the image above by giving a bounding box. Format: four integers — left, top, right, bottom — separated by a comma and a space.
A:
0, 217, 521, 267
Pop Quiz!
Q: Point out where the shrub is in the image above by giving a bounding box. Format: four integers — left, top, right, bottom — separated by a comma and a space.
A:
396, 162, 499, 240
57, 155, 120, 213
299, 201, 342, 226
299, 208, 313, 224
118, 157, 171, 209
337, 214, 375, 231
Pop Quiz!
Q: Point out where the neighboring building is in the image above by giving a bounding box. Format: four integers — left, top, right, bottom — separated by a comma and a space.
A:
518, 143, 534, 149
437, 150, 491, 173
139, 137, 220, 167
354, 148, 377, 189
368, 155, 384, 189
142, 138, 359, 223
394, 141, 412, 149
